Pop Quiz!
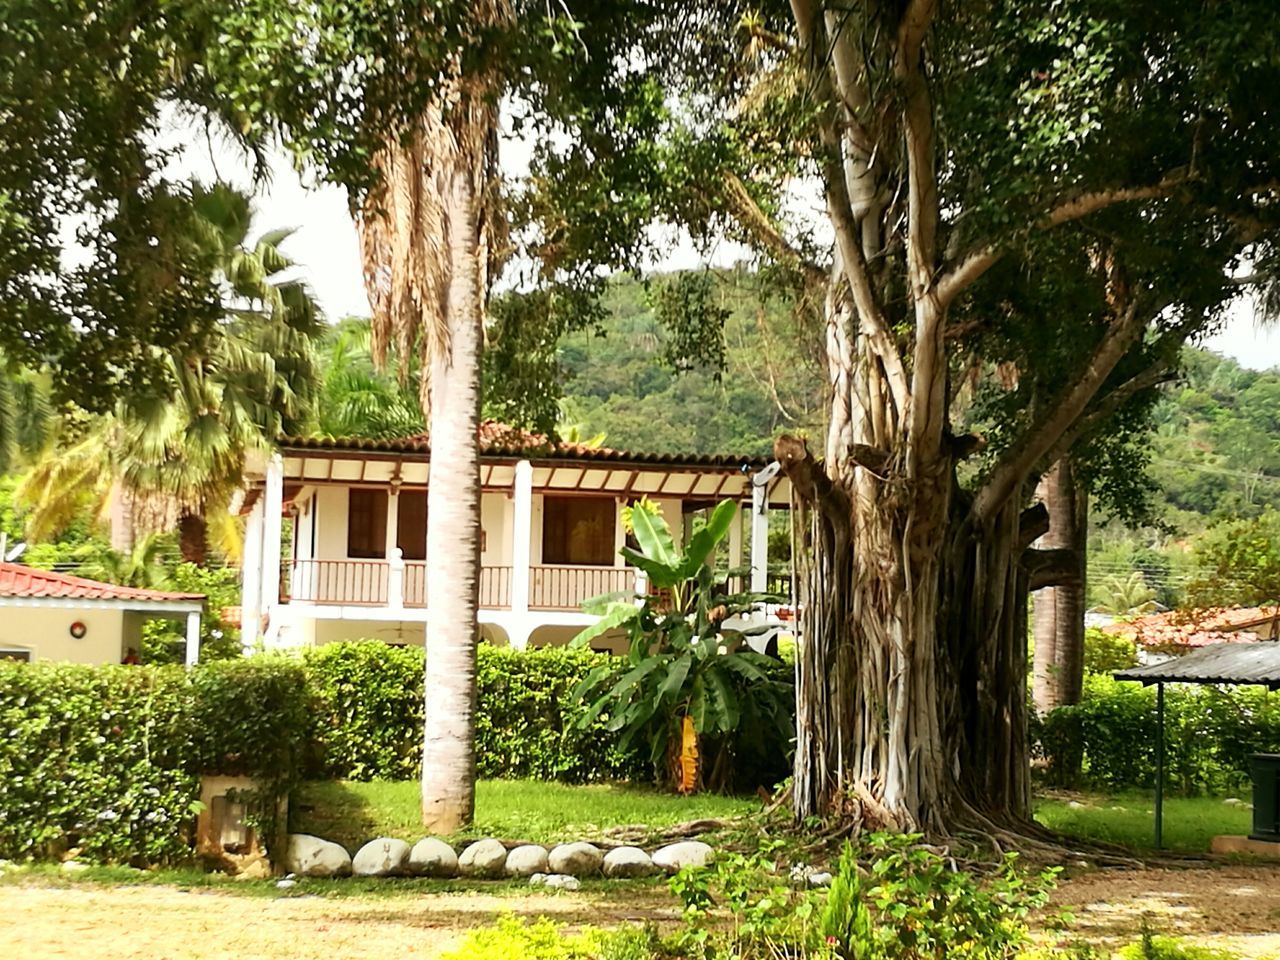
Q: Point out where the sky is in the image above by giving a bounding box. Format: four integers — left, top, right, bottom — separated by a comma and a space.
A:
179, 126, 1280, 372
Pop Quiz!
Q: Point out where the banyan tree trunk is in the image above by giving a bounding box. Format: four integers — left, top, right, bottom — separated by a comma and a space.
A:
788, 292, 1036, 836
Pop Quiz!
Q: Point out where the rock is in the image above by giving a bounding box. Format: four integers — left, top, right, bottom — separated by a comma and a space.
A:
459, 838, 508, 879
353, 837, 412, 877
282, 834, 352, 878
59, 860, 89, 873
1067, 800, 1086, 809
602, 846, 656, 879
505, 845, 549, 877
409, 837, 459, 878
807, 872, 833, 888
1225, 797, 1244, 806
652, 841, 714, 874
275, 879, 296, 889
530, 873, 580, 891
547, 842, 603, 877
234, 856, 272, 880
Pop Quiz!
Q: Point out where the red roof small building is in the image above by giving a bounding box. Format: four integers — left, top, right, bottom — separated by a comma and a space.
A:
1102, 606, 1280, 650
0, 563, 205, 666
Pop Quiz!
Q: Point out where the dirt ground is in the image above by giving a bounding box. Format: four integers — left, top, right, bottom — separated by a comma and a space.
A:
1049, 863, 1280, 957
3, 864, 1280, 959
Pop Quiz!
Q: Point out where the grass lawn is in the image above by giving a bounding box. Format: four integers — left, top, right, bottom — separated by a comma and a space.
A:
1035, 791, 1253, 852
291, 779, 760, 850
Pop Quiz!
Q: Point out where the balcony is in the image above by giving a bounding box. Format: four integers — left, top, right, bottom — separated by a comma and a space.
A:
287, 559, 641, 612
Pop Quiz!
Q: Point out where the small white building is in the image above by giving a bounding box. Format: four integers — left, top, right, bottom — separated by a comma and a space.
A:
0, 562, 205, 665
238, 424, 792, 653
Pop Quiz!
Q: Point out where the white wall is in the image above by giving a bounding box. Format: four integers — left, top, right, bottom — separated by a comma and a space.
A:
480, 491, 513, 565
313, 486, 352, 559
0, 606, 130, 664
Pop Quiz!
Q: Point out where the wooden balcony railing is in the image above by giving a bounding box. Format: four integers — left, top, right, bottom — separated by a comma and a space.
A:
290, 559, 389, 605
402, 562, 512, 610
529, 565, 634, 611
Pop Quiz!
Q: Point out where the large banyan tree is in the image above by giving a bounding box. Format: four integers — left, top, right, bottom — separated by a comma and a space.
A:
533, 0, 1280, 834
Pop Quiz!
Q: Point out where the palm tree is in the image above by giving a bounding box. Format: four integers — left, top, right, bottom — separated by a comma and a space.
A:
355, 9, 510, 832
19, 183, 321, 564
313, 319, 424, 439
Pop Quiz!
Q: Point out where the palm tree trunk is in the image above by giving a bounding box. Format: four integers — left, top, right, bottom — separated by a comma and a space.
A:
1031, 457, 1087, 714
177, 511, 208, 566
420, 165, 484, 833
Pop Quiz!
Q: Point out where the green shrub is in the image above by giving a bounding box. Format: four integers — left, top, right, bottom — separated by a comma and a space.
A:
440, 916, 654, 960
1082, 628, 1138, 676
302, 642, 650, 782
0, 657, 311, 865
1039, 674, 1280, 793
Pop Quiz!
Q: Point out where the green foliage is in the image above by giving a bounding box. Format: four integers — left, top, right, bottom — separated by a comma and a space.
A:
1039, 675, 1280, 794
666, 836, 1055, 960
440, 915, 654, 960
1186, 509, 1280, 608
302, 642, 648, 783
1118, 922, 1241, 960
573, 499, 794, 790
820, 836, 1056, 960
1082, 628, 1138, 676
0, 657, 310, 865
141, 564, 242, 664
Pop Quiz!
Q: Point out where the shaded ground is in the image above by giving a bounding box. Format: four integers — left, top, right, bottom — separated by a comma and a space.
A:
5, 863, 1280, 959
1048, 863, 1280, 957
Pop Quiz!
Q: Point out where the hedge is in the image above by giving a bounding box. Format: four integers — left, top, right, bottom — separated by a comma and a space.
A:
0, 642, 790, 864
1038, 673, 1280, 794
301, 643, 648, 782
0, 657, 310, 865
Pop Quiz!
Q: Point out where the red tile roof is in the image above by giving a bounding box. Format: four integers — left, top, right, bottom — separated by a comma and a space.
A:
0, 563, 204, 604
1102, 606, 1280, 648
284, 419, 770, 470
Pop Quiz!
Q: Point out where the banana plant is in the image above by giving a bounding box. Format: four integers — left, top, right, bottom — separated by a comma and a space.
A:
572, 498, 793, 792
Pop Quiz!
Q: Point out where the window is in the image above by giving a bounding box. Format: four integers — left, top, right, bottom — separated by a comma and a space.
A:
347, 488, 388, 558
0, 648, 31, 662
396, 491, 427, 561
542, 496, 616, 565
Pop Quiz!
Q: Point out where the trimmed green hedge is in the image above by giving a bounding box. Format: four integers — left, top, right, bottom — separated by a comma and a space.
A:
0, 657, 310, 865
1039, 673, 1280, 794
301, 643, 649, 782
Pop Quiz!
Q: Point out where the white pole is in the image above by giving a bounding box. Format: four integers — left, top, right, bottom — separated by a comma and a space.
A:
240, 499, 264, 653
260, 455, 285, 642
185, 610, 202, 668
510, 460, 533, 619
750, 481, 769, 594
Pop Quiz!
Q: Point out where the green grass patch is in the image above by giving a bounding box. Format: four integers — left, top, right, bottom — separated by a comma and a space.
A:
1034, 792, 1253, 852
291, 779, 760, 850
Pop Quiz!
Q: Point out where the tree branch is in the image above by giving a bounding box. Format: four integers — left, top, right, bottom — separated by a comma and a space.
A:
1024, 547, 1081, 591
971, 297, 1152, 522
720, 172, 826, 288
935, 176, 1188, 309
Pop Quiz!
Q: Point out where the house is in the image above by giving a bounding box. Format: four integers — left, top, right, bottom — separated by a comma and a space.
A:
237, 423, 792, 653
0, 563, 205, 665
1102, 606, 1280, 652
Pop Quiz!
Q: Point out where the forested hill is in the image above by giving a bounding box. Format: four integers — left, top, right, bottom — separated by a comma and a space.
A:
561, 276, 1280, 535
555, 275, 826, 458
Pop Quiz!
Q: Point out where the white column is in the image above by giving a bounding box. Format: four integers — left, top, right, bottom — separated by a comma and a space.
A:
511, 460, 533, 615
240, 499, 264, 653
387, 546, 405, 609
750, 481, 769, 594
184, 610, 202, 667
385, 487, 400, 559
260, 454, 284, 623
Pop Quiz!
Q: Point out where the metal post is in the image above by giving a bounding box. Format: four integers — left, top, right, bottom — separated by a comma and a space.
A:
1156, 681, 1165, 850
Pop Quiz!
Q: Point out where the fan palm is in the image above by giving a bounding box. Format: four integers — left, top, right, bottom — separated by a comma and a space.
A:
312, 319, 424, 439
19, 183, 320, 564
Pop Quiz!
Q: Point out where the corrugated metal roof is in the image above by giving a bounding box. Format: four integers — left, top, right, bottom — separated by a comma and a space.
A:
0, 563, 205, 605
1114, 642, 1280, 688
